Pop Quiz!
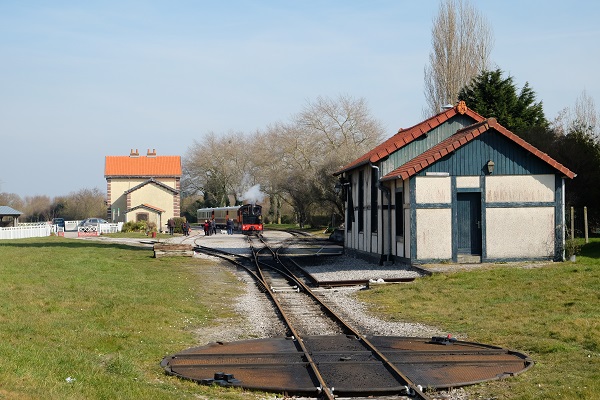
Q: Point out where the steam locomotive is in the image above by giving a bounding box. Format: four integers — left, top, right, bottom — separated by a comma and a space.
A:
196, 204, 263, 235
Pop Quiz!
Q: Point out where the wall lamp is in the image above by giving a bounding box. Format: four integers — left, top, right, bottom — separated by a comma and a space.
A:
334, 178, 350, 196
486, 160, 495, 175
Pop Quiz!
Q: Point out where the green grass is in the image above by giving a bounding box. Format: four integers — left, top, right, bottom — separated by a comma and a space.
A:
0, 237, 273, 400
357, 238, 600, 400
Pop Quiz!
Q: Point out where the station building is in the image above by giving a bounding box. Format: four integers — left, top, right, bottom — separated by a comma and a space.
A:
334, 101, 576, 264
105, 149, 182, 232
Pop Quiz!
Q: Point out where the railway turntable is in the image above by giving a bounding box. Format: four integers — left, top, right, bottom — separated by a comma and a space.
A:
161, 334, 533, 398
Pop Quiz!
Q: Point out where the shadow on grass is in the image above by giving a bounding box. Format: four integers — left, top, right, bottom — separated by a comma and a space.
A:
0, 237, 153, 252
581, 240, 600, 258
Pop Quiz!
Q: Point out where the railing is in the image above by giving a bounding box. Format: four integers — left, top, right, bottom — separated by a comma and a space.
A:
78, 222, 123, 237
0, 224, 52, 240
100, 222, 123, 234
0, 221, 123, 240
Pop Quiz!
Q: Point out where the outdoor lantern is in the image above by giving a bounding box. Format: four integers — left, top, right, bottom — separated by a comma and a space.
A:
334, 182, 343, 196
487, 160, 495, 174
334, 179, 350, 197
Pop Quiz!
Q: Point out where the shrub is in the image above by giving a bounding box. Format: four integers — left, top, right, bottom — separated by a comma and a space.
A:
173, 217, 186, 234
146, 221, 157, 233
122, 221, 147, 233
280, 215, 294, 224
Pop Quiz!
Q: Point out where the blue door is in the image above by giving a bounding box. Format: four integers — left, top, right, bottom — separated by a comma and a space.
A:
457, 193, 482, 255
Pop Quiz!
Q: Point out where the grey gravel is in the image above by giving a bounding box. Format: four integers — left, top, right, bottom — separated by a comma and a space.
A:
79, 230, 475, 399
193, 231, 473, 399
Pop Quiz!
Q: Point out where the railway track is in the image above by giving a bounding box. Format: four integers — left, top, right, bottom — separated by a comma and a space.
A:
188, 233, 431, 399
163, 230, 532, 399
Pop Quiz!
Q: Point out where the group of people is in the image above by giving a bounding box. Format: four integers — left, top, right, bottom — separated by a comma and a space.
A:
203, 219, 216, 236
202, 218, 235, 235
165, 217, 235, 236
166, 218, 191, 236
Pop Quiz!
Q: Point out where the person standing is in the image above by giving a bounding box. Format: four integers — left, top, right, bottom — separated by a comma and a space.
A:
203, 220, 209, 236
167, 218, 175, 235
210, 219, 217, 235
226, 218, 233, 235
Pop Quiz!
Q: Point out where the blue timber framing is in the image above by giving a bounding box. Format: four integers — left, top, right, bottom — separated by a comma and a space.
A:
407, 131, 569, 263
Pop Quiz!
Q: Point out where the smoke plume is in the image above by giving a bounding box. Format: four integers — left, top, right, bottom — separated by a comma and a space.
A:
242, 184, 265, 204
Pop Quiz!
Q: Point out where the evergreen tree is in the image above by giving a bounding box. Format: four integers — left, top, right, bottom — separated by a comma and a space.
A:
458, 69, 548, 135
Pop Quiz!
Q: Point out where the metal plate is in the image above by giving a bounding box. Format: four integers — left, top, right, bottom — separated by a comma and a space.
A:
161, 335, 533, 396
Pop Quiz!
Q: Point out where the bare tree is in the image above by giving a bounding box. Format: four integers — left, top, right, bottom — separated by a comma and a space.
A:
424, 0, 494, 116
259, 95, 385, 227
553, 90, 600, 142
60, 188, 106, 220
183, 95, 385, 226
183, 131, 253, 206
21, 195, 52, 222
0, 192, 24, 211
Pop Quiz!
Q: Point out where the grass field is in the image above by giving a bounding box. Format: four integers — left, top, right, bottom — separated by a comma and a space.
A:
1, 235, 598, 399
0, 237, 272, 400
357, 238, 600, 400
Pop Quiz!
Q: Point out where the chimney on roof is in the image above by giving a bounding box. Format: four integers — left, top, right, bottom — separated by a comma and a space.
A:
147, 149, 157, 157
130, 149, 140, 157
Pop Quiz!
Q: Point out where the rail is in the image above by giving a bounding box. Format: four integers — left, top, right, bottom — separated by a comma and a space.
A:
247, 235, 431, 400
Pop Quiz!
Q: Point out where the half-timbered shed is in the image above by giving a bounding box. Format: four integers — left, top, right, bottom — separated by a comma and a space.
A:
105, 149, 182, 232
334, 102, 576, 264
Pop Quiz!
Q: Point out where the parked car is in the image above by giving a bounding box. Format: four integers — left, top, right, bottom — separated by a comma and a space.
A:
79, 218, 108, 227
52, 218, 65, 228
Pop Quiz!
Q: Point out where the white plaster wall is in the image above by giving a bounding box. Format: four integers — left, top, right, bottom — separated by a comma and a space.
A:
486, 175, 554, 202
415, 176, 451, 203
130, 185, 175, 220
486, 207, 555, 258
456, 176, 480, 188
416, 208, 452, 259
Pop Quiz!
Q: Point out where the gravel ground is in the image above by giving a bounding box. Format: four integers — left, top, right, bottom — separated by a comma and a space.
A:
191, 231, 471, 400
80, 230, 476, 399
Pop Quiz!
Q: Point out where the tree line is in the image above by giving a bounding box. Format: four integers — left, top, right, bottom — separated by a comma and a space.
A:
181, 95, 386, 227
0, 188, 107, 223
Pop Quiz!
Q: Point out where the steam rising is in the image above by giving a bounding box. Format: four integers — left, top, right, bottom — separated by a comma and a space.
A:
242, 184, 265, 204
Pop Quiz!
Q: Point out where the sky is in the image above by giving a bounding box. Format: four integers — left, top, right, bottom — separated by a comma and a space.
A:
1, 1, 598, 198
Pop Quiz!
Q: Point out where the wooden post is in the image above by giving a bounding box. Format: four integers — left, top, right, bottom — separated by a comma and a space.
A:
571, 207, 575, 240
584, 206, 589, 244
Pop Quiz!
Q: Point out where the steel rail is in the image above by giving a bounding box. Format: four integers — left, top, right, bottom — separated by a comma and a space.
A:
253, 236, 431, 398
246, 236, 336, 400
274, 249, 432, 400
194, 237, 431, 399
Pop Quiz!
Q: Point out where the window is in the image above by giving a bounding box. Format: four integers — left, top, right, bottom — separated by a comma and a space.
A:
371, 168, 378, 233
358, 171, 364, 232
395, 190, 403, 237
137, 213, 149, 222
347, 177, 354, 231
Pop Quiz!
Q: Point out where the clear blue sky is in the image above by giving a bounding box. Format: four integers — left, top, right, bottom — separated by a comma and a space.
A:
1, 1, 598, 198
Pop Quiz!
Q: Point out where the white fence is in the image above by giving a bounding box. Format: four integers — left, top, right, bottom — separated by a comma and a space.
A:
0, 221, 123, 240
78, 222, 123, 236
0, 223, 52, 240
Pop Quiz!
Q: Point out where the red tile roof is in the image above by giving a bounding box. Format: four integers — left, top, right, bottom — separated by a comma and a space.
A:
381, 118, 576, 181
105, 155, 182, 177
334, 101, 485, 175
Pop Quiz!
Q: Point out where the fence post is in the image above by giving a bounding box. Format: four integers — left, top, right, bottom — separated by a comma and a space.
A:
584, 206, 589, 244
